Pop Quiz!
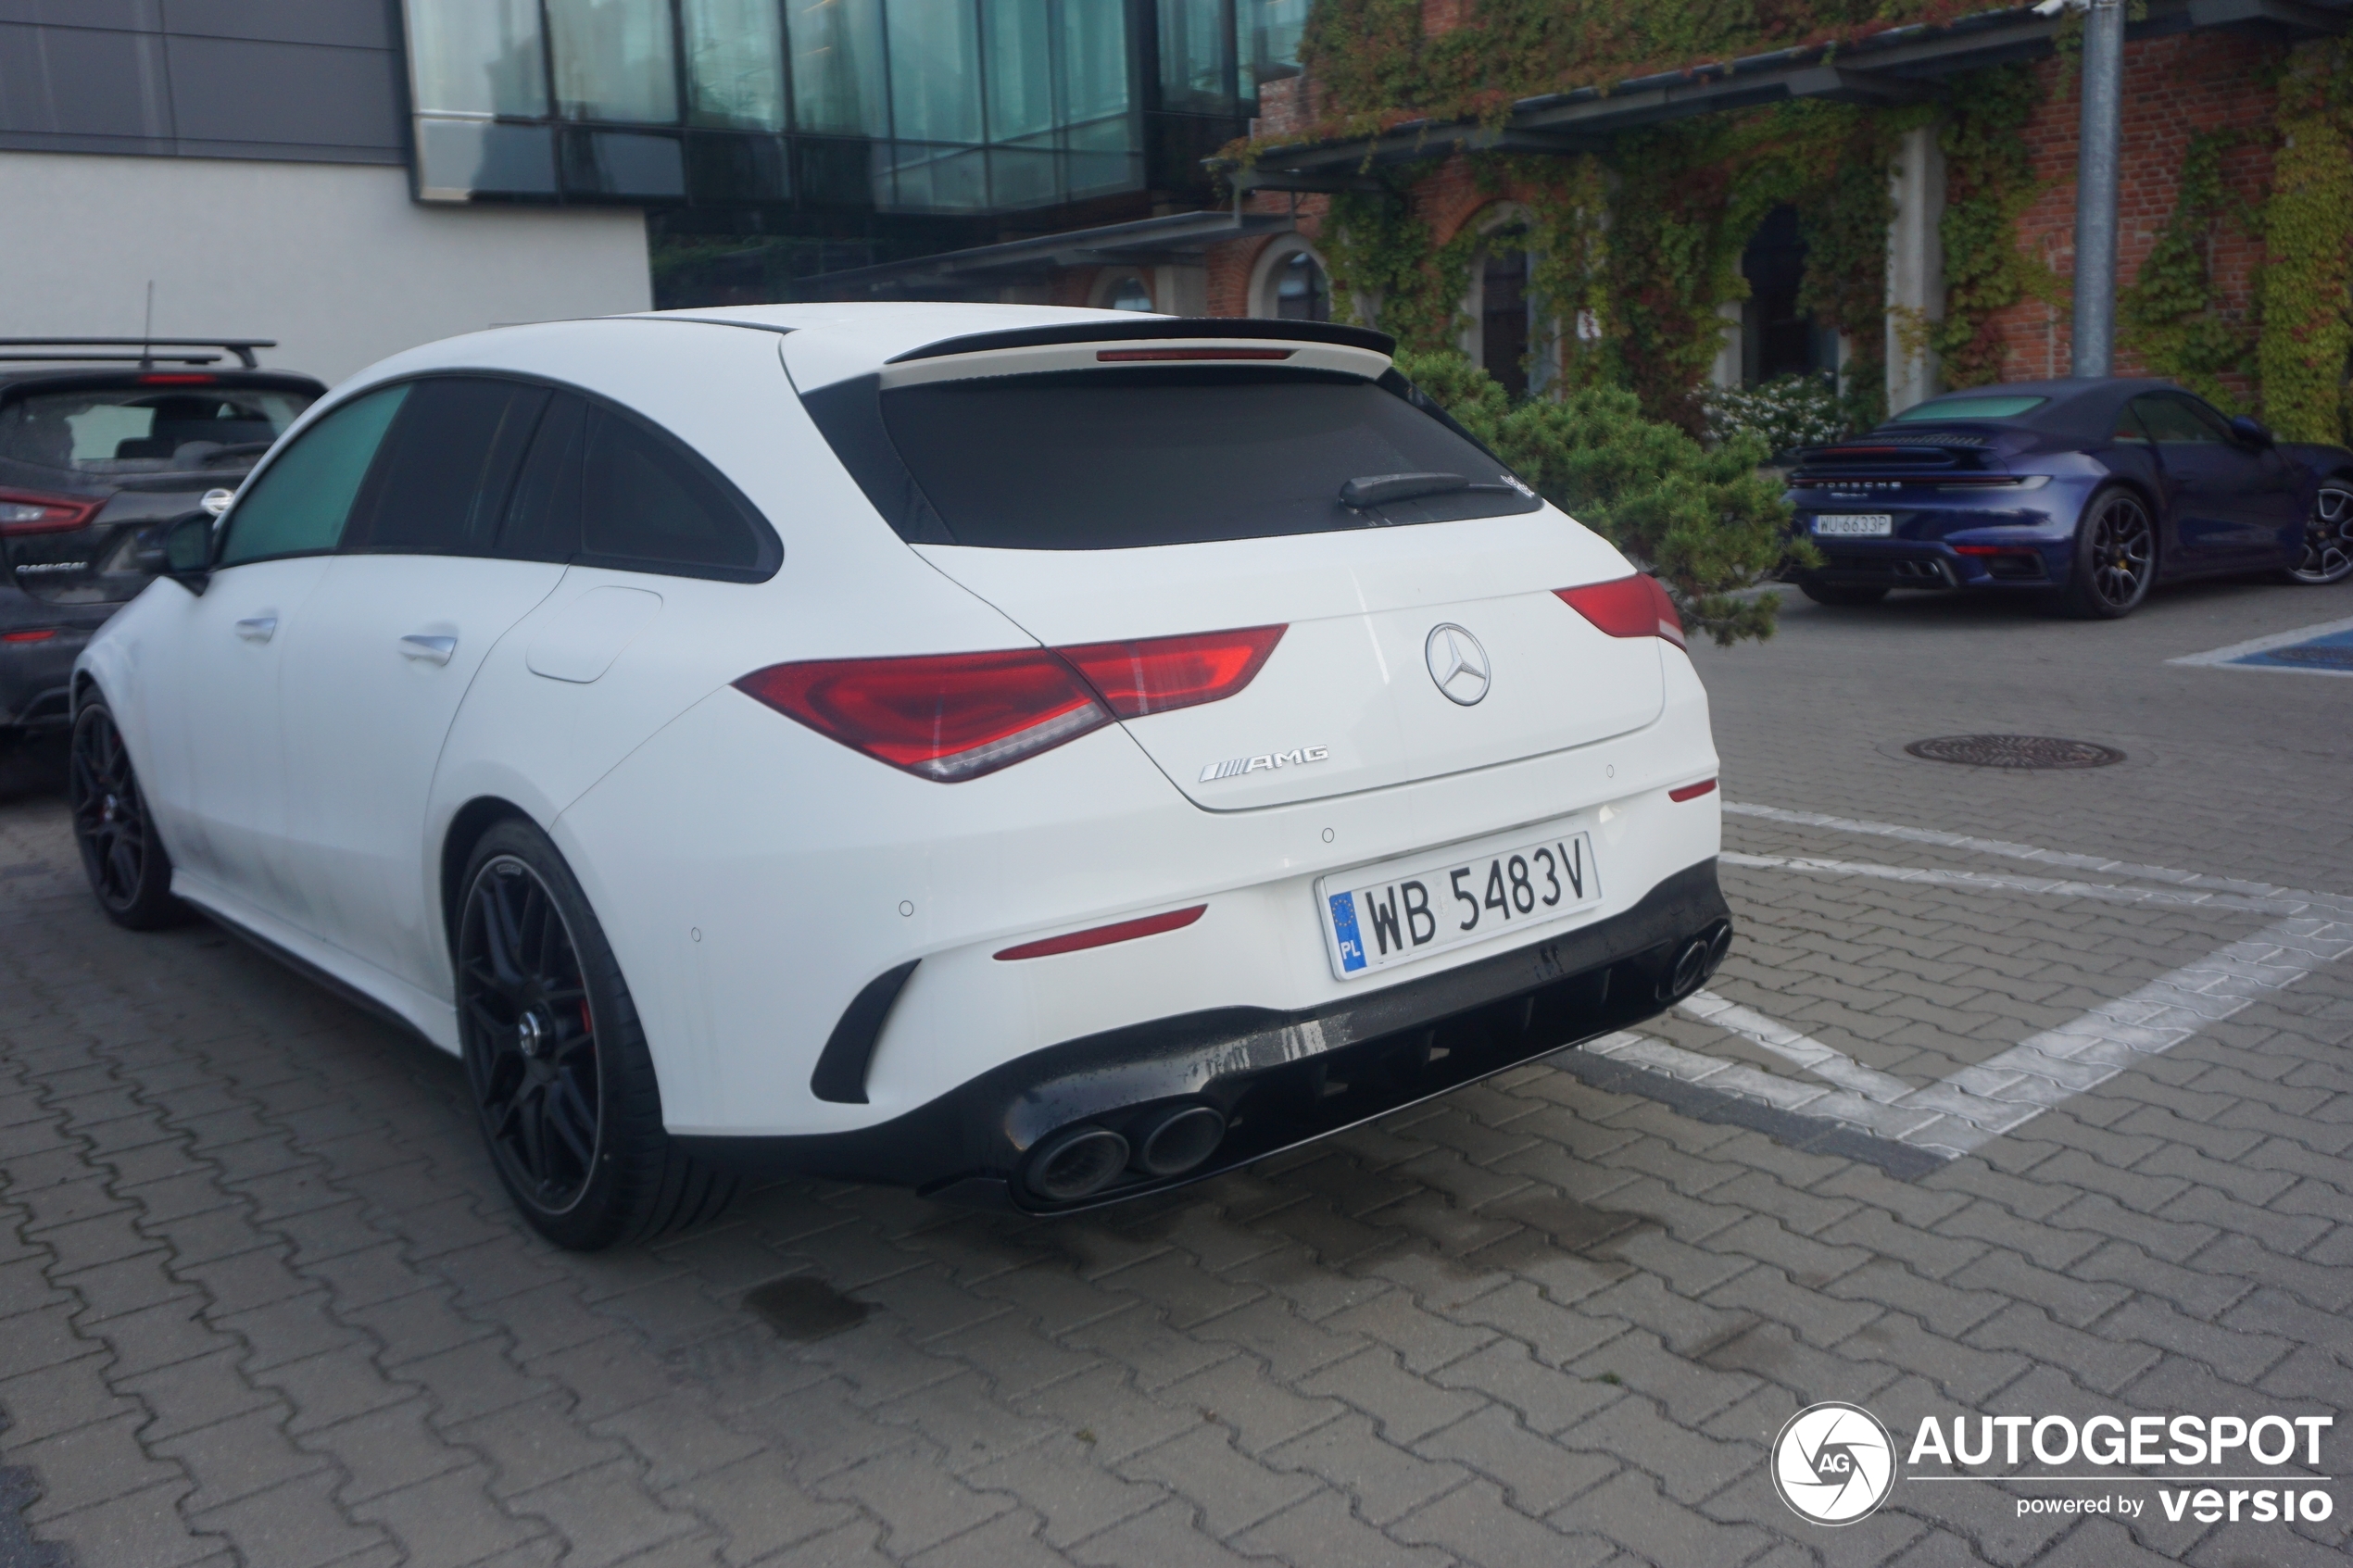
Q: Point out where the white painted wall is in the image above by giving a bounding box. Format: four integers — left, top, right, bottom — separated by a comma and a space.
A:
0, 152, 650, 388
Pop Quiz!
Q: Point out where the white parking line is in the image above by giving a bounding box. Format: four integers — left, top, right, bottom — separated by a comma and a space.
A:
2164, 613, 2353, 671
1584, 809, 2353, 1164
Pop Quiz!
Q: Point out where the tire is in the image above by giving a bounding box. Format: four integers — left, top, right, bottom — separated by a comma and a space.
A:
2282, 480, 2353, 585
2061, 486, 2157, 620
68, 700, 187, 930
454, 819, 737, 1250
1798, 579, 1889, 608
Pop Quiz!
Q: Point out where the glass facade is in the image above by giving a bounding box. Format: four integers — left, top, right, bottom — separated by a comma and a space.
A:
405, 0, 1302, 214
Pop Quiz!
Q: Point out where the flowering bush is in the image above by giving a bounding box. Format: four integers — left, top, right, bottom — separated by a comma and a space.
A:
1699, 373, 1848, 458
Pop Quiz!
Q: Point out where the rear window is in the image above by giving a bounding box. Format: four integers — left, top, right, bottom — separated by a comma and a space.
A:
1888, 395, 2048, 423
859, 367, 1539, 549
0, 384, 315, 476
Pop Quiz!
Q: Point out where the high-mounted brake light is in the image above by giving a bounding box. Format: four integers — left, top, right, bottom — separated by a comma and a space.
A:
0, 490, 105, 536
139, 373, 218, 385
1555, 575, 1686, 650
1057, 625, 1285, 718
1096, 347, 1293, 362
736, 624, 1287, 782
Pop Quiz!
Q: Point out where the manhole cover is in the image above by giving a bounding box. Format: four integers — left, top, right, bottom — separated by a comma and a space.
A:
1904, 734, 2125, 769
2263, 644, 2353, 669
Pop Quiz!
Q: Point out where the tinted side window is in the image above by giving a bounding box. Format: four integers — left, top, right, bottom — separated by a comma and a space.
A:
345, 378, 549, 556
218, 385, 409, 567
577, 406, 769, 575
2132, 395, 2221, 444
497, 392, 587, 563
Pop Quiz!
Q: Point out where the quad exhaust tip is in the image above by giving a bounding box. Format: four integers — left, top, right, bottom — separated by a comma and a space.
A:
1025, 1127, 1129, 1202
1138, 1106, 1227, 1177
1024, 1104, 1231, 1203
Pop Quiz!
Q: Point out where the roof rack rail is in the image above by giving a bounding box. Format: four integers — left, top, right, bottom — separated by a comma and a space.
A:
0, 337, 277, 370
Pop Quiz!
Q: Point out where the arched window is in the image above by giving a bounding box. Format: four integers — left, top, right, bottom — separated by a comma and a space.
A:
1479, 244, 1533, 398
1739, 206, 1839, 383
1271, 250, 1329, 321
1102, 273, 1153, 311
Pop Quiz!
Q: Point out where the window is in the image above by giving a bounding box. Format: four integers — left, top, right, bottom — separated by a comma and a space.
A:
219, 388, 409, 568
1161, 0, 1236, 109
345, 379, 550, 557
493, 392, 776, 578
547, 0, 678, 123
0, 385, 314, 477
2111, 404, 2153, 444
790, 0, 889, 136
887, 0, 984, 145
684, 0, 786, 131
1270, 251, 1330, 322
1888, 395, 2049, 423
1104, 276, 1153, 312
2132, 395, 2226, 444
404, 0, 547, 116
1480, 247, 1532, 398
868, 367, 1541, 550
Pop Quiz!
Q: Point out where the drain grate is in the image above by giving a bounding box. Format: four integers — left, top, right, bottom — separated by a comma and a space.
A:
2263, 644, 2353, 670
1904, 734, 2125, 769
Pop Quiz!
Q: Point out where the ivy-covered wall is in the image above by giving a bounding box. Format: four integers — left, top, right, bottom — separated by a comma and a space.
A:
1220, 5, 2352, 444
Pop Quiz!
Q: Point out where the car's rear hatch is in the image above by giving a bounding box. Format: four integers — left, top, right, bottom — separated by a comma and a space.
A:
792, 320, 1663, 809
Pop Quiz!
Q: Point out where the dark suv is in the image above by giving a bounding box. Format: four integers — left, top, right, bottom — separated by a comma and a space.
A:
1, 339, 323, 737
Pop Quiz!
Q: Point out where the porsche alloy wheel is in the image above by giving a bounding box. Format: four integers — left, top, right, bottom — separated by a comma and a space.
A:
2285, 482, 2353, 585
2065, 489, 2156, 620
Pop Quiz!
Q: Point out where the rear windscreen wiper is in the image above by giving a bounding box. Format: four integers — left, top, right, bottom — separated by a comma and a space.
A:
1339, 472, 1518, 508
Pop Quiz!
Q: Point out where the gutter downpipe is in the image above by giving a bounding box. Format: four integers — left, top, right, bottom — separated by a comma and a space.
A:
2071, 0, 2125, 377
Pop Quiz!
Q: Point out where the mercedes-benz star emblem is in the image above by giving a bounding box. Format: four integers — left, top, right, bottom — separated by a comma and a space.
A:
1425, 623, 1491, 706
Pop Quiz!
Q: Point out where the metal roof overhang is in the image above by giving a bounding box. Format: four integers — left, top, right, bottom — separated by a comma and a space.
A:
1223, 0, 2347, 194
793, 209, 1300, 295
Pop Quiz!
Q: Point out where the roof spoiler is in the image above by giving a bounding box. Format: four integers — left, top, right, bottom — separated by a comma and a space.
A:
0, 337, 277, 370
888, 317, 1395, 365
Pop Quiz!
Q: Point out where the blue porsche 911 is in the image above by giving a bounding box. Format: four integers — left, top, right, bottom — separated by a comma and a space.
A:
1786, 378, 2353, 619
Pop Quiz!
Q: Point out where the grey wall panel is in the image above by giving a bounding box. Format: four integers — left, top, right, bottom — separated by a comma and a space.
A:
164, 36, 402, 154
0, 3, 164, 27
0, 0, 404, 163
161, 0, 391, 50
0, 21, 170, 140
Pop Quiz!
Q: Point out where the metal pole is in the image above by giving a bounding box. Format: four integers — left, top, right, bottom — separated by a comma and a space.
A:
2071, 0, 2125, 377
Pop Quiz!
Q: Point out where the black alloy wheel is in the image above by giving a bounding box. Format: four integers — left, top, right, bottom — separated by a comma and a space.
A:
455, 819, 736, 1249
461, 853, 604, 1218
2064, 488, 2156, 620
68, 701, 184, 929
2284, 481, 2353, 585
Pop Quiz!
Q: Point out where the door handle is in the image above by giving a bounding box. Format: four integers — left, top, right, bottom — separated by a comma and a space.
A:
233, 616, 276, 643
399, 633, 458, 666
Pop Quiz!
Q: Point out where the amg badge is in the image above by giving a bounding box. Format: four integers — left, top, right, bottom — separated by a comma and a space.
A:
1200, 746, 1329, 783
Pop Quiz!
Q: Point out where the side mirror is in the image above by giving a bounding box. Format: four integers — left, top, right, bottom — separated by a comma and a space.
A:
155, 512, 213, 592
2230, 414, 2275, 448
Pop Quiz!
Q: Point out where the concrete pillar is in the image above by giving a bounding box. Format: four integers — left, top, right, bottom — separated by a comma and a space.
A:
1710, 301, 1743, 390
1884, 122, 1945, 413
1154, 263, 1208, 317
2071, 0, 2125, 376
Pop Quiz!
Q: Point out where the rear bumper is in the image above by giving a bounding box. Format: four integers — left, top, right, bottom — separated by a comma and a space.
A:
677, 858, 1731, 1211
0, 622, 91, 729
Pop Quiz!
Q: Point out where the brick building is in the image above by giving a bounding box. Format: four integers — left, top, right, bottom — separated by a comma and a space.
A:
811, 0, 2344, 421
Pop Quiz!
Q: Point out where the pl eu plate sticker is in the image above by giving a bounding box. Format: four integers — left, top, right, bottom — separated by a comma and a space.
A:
1328, 891, 1366, 972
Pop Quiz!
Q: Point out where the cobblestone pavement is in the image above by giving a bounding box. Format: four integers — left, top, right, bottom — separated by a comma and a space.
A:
5, 577, 2351, 1568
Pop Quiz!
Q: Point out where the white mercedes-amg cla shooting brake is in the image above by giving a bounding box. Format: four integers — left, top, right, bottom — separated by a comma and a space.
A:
69, 305, 1730, 1249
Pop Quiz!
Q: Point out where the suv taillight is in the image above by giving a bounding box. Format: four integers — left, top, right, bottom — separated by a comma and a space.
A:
736, 625, 1287, 782
1555, 575, 1686, 650
0, 490, 104, 536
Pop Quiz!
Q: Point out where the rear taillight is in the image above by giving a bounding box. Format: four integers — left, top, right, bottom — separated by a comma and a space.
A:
2, 629, 59, 644
736, 649, 1111, 782
0, 490, 104, 536
1056, 625, 1285, 718
1555, 575, 1686, 650
736, 624, 1287, 782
